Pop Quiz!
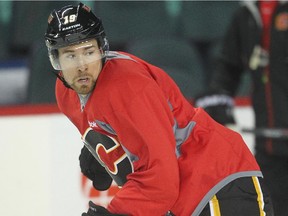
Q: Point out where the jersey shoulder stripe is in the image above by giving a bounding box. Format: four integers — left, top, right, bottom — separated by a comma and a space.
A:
106, 51, 137, 62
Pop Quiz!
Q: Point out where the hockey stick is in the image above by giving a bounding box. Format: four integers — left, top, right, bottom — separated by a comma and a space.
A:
241, 128, 288, 139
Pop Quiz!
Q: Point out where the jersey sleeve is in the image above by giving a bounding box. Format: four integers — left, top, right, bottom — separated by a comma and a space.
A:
105, 80, 180, 215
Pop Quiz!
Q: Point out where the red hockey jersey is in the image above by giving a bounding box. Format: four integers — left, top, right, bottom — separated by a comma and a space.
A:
56, 51, 262, 216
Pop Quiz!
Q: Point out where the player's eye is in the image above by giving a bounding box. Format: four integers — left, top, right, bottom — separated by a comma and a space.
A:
84, 48, 96, 56
65, 53, 76, 60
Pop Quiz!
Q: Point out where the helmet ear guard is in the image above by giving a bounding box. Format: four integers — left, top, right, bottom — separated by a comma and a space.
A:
47, 49, 60, 70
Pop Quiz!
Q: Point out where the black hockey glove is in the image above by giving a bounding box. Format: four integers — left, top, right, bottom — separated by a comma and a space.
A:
82, 201, 127, 216
194, 90, 236, 125
79, 145, 113, 191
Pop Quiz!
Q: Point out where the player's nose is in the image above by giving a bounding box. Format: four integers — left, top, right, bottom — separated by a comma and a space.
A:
77, 56, 88, 72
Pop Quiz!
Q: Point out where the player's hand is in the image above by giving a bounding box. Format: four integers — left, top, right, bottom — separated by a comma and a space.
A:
79, 145, 112, 191
82, 201, 127, 216
194, 90, 236, 125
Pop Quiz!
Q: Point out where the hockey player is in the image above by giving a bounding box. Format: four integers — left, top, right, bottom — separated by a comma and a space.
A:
195, 1, 288, 215
45, 3, 273, 216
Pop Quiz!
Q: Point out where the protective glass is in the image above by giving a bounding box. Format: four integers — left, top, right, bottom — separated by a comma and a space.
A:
49, 40, 105, 70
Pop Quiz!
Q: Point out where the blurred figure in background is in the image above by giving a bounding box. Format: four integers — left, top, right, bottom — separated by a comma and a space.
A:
195, 1, 288, 215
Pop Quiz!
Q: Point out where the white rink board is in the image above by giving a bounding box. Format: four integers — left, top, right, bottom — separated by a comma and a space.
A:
233, 106, 255, 154
0, 106, 255, 216
0, 114, 86, 216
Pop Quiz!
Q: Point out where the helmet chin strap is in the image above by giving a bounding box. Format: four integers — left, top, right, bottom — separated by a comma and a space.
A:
53, 71, 72, 89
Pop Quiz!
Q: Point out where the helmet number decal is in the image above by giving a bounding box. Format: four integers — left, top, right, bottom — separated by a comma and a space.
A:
63, 14, 77, 24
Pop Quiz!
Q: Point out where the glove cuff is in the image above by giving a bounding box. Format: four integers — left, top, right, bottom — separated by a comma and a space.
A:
195, 93, 234, 108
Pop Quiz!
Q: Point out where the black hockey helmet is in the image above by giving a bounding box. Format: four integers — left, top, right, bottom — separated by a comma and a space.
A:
45, 2, 109, 70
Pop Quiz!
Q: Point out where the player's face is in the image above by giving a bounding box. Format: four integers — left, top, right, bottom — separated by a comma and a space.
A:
58, 39, 103, 95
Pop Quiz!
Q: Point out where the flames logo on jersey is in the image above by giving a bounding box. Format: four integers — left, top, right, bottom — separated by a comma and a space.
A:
82, 128, 134, 187
80, 128, 134, 206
